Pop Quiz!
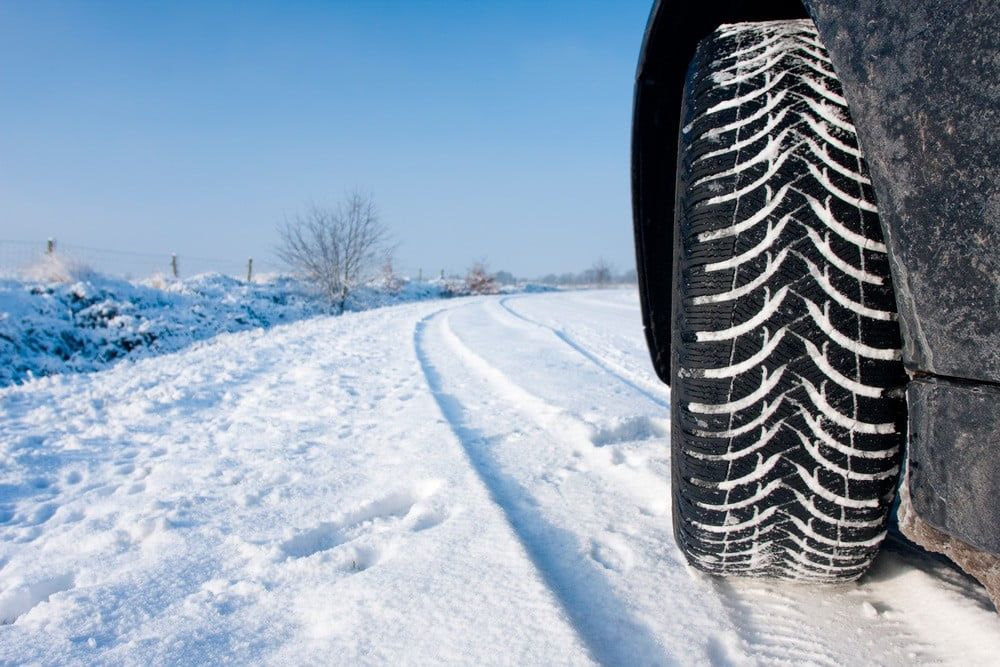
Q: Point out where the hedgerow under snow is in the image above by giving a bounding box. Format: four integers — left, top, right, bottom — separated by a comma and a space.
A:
2, 274, 316, 388
0, 257, 555, 388
0, 268, 387, 388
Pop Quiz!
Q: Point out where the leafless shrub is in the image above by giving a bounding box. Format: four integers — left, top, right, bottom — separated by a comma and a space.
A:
465, 260, 499, 295
276, 192, 394, 310
589, 258, 613, 288
380, 258, 403, 294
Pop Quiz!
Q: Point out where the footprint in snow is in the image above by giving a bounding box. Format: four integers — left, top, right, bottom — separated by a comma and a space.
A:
0, 573, 75, 625
409, 506, 448, 532
590, 532, 636, 574
589, 415, 668, 447
12, 435, 45, 451
28, 503, 58, 526
114, 462, 135, 476
279, 480, 447, 565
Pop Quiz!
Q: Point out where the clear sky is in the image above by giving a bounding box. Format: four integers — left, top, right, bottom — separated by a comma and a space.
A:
1, 1, 653, 277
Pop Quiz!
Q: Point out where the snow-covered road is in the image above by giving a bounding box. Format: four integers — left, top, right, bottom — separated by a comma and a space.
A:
2, 290, 998, 665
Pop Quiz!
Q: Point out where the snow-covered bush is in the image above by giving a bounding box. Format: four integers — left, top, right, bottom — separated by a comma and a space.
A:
19, 252, 95, 284
0, 273, 328, 388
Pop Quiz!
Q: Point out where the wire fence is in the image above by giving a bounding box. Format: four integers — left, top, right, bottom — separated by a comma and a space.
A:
0, 239, 272, 280
0, 238, 427, 283
0, 238, 633, 287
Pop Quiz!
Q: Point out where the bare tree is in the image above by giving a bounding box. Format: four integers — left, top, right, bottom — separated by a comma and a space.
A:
276, 192, 394, 310
591, 258, 613, 288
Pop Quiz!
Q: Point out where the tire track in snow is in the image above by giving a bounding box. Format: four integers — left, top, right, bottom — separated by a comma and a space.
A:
494, 294, 941, 665
414, 309, 672, 667
437, 306, 668, 513
712, 573, 937, 666
497, 296, 669, 409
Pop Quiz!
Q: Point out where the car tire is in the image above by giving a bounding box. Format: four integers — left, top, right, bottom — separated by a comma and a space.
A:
671, 19, 907, 581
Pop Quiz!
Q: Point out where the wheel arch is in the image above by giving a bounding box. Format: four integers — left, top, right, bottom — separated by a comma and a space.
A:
631, 0, 808, 384
633, 0, 1000, 386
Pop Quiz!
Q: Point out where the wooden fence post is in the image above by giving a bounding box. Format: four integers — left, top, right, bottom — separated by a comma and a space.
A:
247, 257, 253, 282
171, 254, 178, 278
47, 238, 55, 255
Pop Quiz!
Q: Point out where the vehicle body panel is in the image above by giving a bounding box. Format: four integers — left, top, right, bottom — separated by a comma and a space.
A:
805, 0, 1000, 384
907, 377, 1000, 556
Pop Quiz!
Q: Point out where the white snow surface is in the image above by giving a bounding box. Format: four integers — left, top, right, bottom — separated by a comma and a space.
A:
1, 289, 998, 665
0, 269, 523, 389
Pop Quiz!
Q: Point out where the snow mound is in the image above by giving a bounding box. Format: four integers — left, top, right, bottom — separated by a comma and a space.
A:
0, 269, 556, 388
0, 272, 468, 388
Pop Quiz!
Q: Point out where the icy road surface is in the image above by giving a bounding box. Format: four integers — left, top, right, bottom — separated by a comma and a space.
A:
2, 289, 998, 665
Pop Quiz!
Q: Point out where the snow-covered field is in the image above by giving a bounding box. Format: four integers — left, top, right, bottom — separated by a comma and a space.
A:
2, 289, 998, 665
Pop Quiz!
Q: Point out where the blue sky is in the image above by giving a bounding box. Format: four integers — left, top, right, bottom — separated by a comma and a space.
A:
1, 1, 653, 277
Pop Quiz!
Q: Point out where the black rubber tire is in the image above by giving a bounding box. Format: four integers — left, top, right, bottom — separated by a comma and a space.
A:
671, 20, 907, 581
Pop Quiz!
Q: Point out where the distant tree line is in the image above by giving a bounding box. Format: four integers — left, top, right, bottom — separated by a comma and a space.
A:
448, 260, 639, 289
534, 260, 638, 287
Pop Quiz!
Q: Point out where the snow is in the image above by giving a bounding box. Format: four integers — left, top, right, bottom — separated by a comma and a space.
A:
0, 272, 324, 388
1, 289, 998, 664
0, 266, 542, 388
